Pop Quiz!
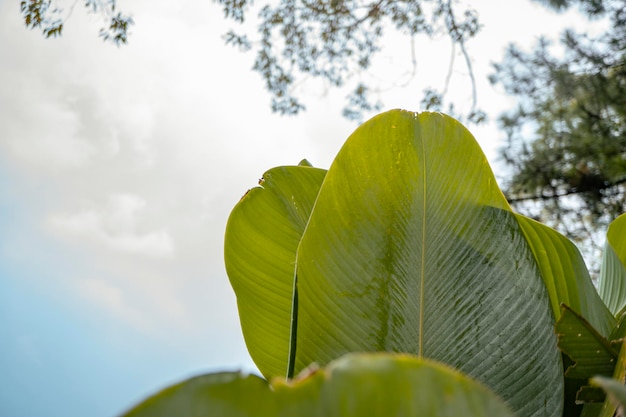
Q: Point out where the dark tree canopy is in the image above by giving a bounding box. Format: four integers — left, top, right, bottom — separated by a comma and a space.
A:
491, 0, 626, 263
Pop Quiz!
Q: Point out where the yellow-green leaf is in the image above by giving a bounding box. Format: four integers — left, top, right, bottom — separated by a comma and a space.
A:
121, 353, 517, 417
224, 165, 326, 378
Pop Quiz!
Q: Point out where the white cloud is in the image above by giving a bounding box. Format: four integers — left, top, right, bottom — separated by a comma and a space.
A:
1, 92, 97, 170
48, 194, 175, 259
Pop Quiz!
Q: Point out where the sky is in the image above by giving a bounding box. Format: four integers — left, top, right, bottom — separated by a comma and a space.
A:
0, 1, 605, 416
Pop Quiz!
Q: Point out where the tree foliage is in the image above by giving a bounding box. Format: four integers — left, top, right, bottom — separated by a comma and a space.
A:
491, 0, 626, 261
19, 0, 483, 121
217, 0, 482, 120
20, 0, 133, 45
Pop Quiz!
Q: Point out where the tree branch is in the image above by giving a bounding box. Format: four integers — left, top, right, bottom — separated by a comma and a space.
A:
507, 177, 626, 203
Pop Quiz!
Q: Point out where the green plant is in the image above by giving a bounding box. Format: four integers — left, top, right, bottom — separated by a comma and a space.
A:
121, 110, 626, 417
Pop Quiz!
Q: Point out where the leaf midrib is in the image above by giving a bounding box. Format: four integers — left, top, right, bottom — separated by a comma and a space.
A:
418, 121, 427, 358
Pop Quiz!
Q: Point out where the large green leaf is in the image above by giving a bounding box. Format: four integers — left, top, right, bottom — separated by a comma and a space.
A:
224, 164, 326, 378
224, 110, 611, 415
598, 213, 626, 315
515, 215, 615, 337
121, 353, 517, 417
293, 110, 563, 416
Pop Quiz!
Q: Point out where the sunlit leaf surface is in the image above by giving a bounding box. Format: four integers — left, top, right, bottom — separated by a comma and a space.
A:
225, 165, 326, 378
